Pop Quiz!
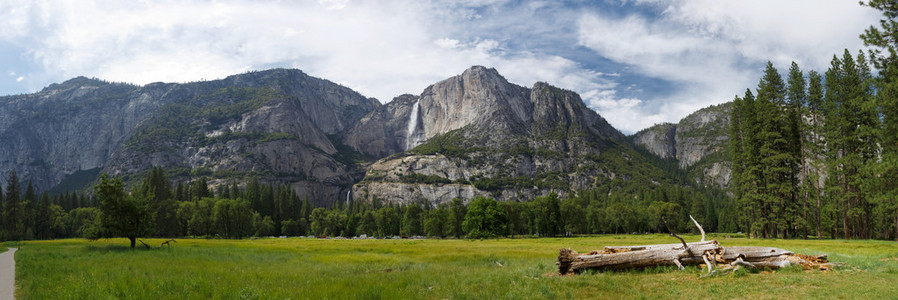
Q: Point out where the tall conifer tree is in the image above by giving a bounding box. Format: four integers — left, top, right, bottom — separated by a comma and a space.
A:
786, 62, 807, 238
806, 70, 825, 239
3, 171, 24, 240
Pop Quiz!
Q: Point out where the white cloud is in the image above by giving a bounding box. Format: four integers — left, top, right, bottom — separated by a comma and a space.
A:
318, 0, 350, 10
434, 38, 461, 49
15, 76, 24, 82
582, 89, 666, 131
0, 0, 604, 106
576, 0, 880, 133
0, 0, 881, 135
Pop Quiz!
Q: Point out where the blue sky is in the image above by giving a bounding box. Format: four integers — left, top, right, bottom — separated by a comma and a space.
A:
0, 0, 879, 134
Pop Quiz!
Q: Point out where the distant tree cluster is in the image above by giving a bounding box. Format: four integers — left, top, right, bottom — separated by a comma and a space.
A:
0, 170, 94, 242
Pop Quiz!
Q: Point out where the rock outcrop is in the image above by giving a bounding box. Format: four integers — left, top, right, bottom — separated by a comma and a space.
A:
632, 103, 732, 188
631, 123, 677, 160
0, 69, 379, 204
353, 67, 671, 206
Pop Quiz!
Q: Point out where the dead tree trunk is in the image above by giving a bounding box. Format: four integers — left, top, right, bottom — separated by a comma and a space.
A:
557, 216, 829, 275
558, 241, 816, 274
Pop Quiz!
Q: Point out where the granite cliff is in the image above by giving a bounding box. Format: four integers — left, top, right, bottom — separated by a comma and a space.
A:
0, 66, 720, 205
0, 69, 380, 204
352, 67, 675, 206
632, 103, 732, 188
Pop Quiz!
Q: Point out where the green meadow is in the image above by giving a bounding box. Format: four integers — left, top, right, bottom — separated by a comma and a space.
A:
13, 235, 898, 299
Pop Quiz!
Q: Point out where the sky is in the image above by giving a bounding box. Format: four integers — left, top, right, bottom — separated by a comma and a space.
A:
0, 0, 881, 134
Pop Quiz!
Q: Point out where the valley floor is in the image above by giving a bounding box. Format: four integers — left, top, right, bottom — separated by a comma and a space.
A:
12, 235, 898, 299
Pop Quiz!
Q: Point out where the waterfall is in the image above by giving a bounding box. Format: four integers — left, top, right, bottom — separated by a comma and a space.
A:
405, 100, 422, 150
345, 190, 351, 207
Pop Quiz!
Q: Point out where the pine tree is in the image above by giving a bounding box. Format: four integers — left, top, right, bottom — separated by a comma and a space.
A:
141, 167, 177, 237
730, 89, 763, 238
0, 184, 4, 239
823, 50, 879, 239
22, 180, 36, 240
755, 62, 797, 238
855, 51, 880, 239
35, 192, 53, 239
861, 0, 898, 240
786, 62, 808, 238
806, 70, 826, 239
3, 171, 24, 240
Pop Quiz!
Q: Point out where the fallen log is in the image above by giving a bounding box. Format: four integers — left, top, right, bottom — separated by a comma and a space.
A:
557, 215, 830, 275
558, 241, 825, 275
559, 241, 721, 274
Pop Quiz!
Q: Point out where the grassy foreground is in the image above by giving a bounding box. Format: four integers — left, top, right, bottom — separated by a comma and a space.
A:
14, 235, 898, 299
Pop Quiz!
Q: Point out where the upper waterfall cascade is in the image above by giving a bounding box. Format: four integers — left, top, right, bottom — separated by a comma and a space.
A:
405, 100, 425, 150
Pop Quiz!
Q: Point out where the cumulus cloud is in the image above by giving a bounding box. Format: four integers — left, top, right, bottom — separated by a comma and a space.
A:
0, 1, 599, 103
577, 0, 879, 133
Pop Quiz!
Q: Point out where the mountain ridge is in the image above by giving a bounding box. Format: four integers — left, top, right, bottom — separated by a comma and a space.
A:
0, 66, 726, 205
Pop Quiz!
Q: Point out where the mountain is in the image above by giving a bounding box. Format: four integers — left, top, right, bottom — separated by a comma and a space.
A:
352, 66, 679, 205
631, 103, 732, 188
0, 66, 720, 206
0, 69, 380, 204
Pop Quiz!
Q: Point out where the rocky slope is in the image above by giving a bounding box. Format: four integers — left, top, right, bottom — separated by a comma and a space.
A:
1, 66, 722, 206
0, 77, 159, 191
632, 103, 732, 188
0, 69, 380, 204
352, 67, 675, 206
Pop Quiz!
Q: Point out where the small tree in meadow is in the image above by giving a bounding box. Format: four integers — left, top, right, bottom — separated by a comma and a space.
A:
88, 173, 155, 248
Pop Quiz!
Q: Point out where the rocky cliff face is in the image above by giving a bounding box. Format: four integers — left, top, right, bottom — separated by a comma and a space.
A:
632, 103, 732, 188
0, 69, 379, 204
1, 65, 725, 206
631, 123, 677, 160
341, 94, 420, 158
353, 67, 672, 206
0, 78, 159, 191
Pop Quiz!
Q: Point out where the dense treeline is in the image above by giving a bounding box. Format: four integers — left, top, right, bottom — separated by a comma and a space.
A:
0, 165, 730, 244
729, 1, 897, 239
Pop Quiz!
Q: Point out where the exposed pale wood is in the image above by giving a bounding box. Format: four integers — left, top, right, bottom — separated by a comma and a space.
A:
558, 217, 830, 275
601, 241, 718, 253
689, 215, 706, 242
559, 241, 723, 274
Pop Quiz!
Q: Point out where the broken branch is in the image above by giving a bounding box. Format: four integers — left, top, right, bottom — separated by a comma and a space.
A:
558, 217, 831, 275
689, 215, 706, 242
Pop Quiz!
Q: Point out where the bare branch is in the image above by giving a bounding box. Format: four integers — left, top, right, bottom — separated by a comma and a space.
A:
663, 217, 688, 250
689, 215, 706, 242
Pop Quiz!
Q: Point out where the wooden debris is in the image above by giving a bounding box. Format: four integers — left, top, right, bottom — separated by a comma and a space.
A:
161, 239, 177, 248
557, 215, 831, 275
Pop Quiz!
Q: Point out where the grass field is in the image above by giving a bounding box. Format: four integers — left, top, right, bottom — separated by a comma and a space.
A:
13, 234, 898, 299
